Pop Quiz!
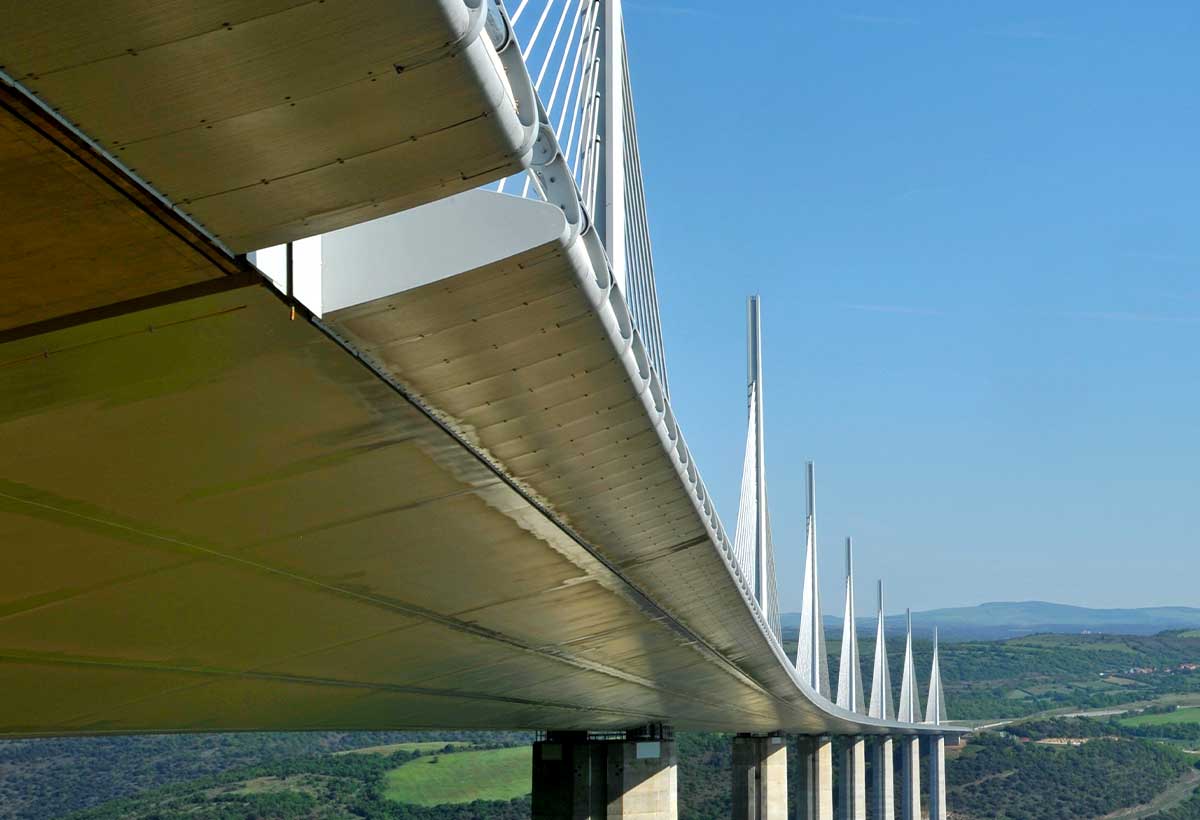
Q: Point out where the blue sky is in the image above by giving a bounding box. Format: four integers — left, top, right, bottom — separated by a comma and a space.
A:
620, 1, 1199, 612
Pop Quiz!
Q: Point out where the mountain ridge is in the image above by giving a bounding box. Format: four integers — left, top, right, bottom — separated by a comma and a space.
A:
780, 600, 1200, 640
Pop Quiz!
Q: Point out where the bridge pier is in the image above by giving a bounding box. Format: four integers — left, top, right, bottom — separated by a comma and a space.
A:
796, 735, 834, 820
871, 736, 895, 820
929, 735, 947, 820
839, 736, 867, 820
731, 733, 788, 820
900, 736, 921, 820
532, 728, 677, 820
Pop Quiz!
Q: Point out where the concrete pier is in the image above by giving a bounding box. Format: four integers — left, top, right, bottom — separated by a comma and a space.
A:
929, 735, 947, 820
532, 730, 678, 820
900, 736, 921, 820
796, 735, 834, 820
840, 736, 867, 820
732, 734, 788, 820
871, 736, 895, 820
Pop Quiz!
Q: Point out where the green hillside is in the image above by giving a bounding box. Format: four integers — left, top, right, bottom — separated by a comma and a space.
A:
62, 745, 533, 820
2, 632, 1197, 819
0, 731, 530, 820
52, 726, 1200, 820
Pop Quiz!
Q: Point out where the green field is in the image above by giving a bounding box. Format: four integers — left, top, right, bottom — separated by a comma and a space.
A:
383, 746, 531, 806
1121, 707, 1200, 728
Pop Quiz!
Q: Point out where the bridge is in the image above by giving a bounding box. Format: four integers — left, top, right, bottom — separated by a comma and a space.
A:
1, 2, 965, 818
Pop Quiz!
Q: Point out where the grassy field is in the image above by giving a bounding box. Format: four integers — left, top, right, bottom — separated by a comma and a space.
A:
1121, 707, 1200, 727
382, 746, 531, 806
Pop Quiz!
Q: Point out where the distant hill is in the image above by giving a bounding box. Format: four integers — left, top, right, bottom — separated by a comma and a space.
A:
781, 601, 1200, 641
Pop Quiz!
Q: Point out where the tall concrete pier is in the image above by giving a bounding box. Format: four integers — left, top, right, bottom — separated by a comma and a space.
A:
899, 736, 922, 820
840, 736, 867, 820
797, 735, 834, 820
732, 734, 788, 820
872, 736, 896, 820
533, 730, 678, 820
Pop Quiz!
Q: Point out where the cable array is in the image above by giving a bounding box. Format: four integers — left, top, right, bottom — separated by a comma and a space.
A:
494, 0, 669, 394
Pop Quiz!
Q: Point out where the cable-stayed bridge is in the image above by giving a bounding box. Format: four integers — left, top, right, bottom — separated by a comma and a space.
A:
0, 2, 964, 818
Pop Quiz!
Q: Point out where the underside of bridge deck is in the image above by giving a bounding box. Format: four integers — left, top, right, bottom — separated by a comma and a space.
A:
1, 282, 785, 736
0, 82, 240, 337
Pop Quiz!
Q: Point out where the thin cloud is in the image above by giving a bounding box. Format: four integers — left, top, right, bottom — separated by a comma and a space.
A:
1067, 311, 1200, 324
894, 185, 948, 202
1122, 251, 1198, 264
840, 13, 1090, 44
980, 22, 1103, 45
839, 13, 918, 26
985, 24, 1057, 41
845, 303, 943, 316
1160, 291, 1200, 302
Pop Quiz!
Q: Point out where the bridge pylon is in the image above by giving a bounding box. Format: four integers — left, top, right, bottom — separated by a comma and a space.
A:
733, 295, 782, 639
926, 629, 949, 820
796, 462, 831, 697
898, 611, 924, 820
869, 581, 897, 820
836, 538, 867, 819
836, 537, 866, 714
748, 295, 768, 612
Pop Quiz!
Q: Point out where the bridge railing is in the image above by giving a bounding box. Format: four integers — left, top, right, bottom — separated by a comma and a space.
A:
488, 0, 670, 397
498, 0, 598, 204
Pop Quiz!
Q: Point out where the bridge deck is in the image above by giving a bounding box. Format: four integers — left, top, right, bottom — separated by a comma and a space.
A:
0, 6, 967, 735
0, 193, 958, 737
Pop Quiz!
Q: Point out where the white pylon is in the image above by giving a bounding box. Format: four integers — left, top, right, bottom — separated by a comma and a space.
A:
836, 537, 865, 713
928, 629, 950, 820
795, 462, 830, 697
747, 296, 767, 609
925, 627, 948, 725
733, 297, 783, 640
897, 608, 922, 723
732, 390, 759, 592
868, 580, 895, 720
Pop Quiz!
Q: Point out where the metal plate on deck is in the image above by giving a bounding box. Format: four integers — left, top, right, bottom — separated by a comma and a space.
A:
2, 0, 530, 251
